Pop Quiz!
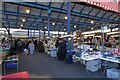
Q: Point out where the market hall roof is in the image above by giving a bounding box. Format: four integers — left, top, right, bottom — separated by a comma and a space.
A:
1, 1, 119, 32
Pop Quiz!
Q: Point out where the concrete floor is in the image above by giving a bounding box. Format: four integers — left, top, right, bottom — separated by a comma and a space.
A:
19, 52, 108, 79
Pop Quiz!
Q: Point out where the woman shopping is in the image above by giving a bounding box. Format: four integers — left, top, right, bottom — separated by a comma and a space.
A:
28, 41, 35, 55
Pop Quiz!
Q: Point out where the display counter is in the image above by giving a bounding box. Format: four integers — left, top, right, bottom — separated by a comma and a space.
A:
73, 47, 120, 72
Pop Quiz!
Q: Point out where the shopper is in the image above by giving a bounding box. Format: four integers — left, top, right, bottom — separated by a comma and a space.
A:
34, 40, 37, 51
66, 37, 74, 63
17, 40, 22, 52
38, 40, 45, 53
55, 38, 59, 48
28, 41, 35, 55
23, 41, 29, 55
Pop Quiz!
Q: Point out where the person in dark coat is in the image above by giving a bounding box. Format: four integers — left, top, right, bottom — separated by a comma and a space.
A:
57, 39, 66, 61
38, 40, 45, 53
55, 38, 59, 48
34, 40, 37, 51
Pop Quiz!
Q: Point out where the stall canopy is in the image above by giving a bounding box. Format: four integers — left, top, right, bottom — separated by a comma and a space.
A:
1, 1, 119, 33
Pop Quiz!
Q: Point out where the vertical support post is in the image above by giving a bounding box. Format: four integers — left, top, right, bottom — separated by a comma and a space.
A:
30, 30, 32, 39
8, 28, 11, 40
67, 2, 71, 34
39, 29, 41, 40
48, 9, 51, 38
58, 30, 59, 37
44, 30, 45, 37
31, 30, 33, 38
28, 29, 29, 38
101, 26, 104, 52
34, 30, 35, 38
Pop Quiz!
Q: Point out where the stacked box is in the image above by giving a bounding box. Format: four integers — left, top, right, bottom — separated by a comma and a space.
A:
107, 68, 120, 80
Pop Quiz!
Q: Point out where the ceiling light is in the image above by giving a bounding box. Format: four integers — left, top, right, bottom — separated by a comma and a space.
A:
102, 5, 105, 8
94, 2, 97, 5
64, 28, 66, 31
97, 3, 99, 6
45, 27, 47, 29
26, 9, 30, 14
21, 24, 23, 27
74, 25, 76, 28
84, 0, 87, 2
109, 25, 111, 26
91, 21, 94, 24
90, 1, 93, 4
64, 16, 67, 20
99, 4, 102, 7
110, 8, 112, 10
91, 28, 93, 30
52, 23, 55, 25
22, 18, 26, 22
105, 6, 107, 8
87, 0, 90, 3
112, 8, 114, 10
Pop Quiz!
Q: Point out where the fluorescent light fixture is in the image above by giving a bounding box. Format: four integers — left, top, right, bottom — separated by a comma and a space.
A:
82, 29, 111, 34
94, 35, 101, 37
112, 28, 118, 31
107, 31, 119, 35
111, 35, 119, 37
84, 34, 95, 37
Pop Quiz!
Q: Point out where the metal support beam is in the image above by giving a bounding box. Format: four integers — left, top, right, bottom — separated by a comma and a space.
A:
67, 2, 71, 34
8, 2, 116, 23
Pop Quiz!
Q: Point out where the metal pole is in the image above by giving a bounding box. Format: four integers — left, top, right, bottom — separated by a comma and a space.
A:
58, 30, 59, 37
48, 10, 51, 38
67, 2, 71, 34
30, 30, 32, 38
34, 30, 35, 38
102, 26, 104, 51
39, 30, 41, 40
28, 29, 29, 38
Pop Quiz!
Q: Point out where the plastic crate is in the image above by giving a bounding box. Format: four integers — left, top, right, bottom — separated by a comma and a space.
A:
6, 63, 17, 69
107, 68, 120, 80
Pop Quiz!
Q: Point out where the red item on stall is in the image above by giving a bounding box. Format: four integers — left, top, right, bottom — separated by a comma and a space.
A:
2, 71, 31, 80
